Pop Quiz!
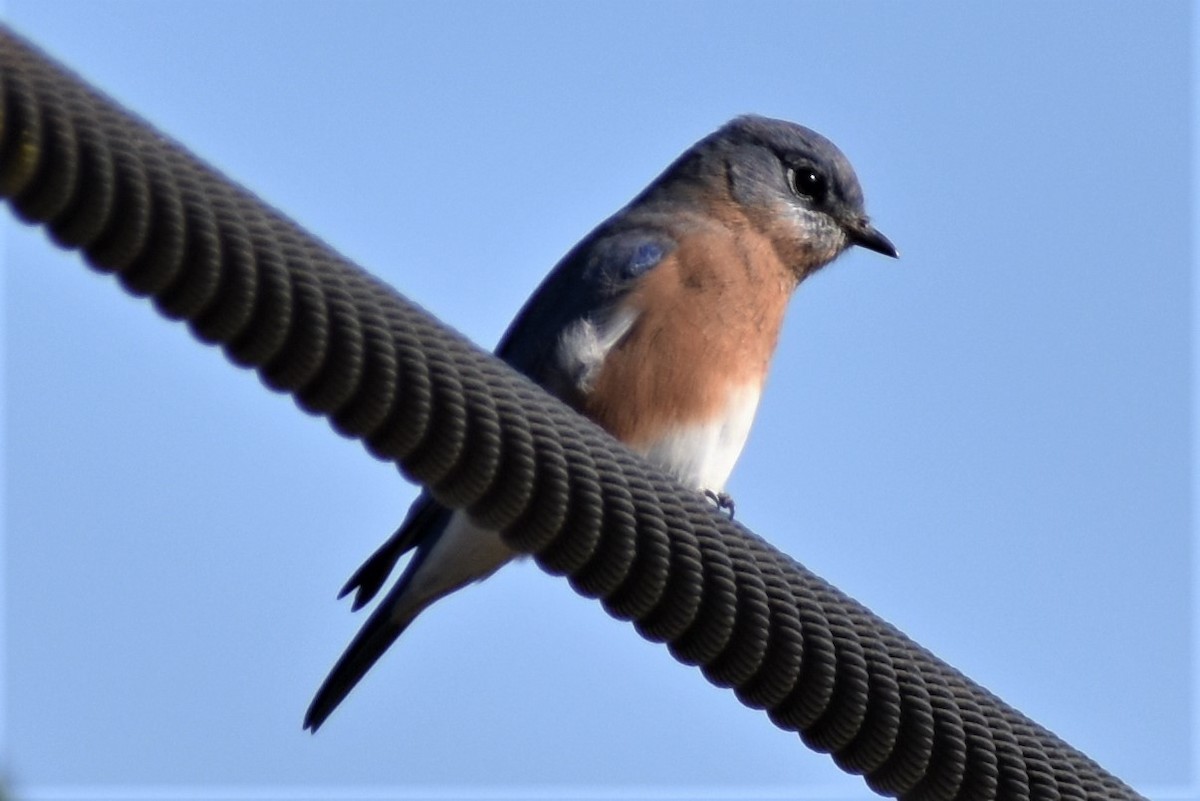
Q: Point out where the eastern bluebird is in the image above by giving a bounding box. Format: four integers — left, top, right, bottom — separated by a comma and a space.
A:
304, 114, 896, 731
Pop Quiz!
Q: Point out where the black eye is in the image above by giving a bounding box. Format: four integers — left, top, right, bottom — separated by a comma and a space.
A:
787, 166, 827, 203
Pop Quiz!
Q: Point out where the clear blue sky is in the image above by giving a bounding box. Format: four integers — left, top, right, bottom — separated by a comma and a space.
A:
2, 2, 1193, 798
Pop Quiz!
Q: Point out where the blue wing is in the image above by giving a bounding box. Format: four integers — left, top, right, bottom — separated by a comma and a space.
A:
495, 227, 674, 378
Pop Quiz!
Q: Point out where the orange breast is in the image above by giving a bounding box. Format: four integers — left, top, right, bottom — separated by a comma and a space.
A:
582, 223, 795, 448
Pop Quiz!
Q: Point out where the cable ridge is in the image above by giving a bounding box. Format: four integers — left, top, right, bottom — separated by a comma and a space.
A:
866, 642, 937, 796
832, 630, 902, 774
0, 27, 1147, 801
632, 489, 705, 642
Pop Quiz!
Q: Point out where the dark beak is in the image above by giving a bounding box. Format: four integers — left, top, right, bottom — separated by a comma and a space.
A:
845, 218, 898, 259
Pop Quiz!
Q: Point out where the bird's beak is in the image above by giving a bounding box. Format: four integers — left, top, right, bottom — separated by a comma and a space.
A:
845, 218, 898, 259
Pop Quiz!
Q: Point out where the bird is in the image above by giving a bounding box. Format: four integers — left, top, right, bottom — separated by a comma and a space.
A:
304, 114, 897, 731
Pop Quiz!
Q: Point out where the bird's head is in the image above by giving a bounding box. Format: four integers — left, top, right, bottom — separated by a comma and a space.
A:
677, 114, 897, 279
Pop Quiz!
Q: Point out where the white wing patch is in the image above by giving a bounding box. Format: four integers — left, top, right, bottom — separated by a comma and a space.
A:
555, 307, 639, 395
639, 383, 762, 492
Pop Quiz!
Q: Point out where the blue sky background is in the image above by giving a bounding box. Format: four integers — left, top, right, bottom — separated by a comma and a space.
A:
1, 2, 1193, 799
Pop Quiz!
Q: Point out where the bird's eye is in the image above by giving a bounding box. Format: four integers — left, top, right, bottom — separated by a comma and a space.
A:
787, 166, 827, 203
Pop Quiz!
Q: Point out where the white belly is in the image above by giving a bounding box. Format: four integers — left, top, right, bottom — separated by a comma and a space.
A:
637, 383, 761, 492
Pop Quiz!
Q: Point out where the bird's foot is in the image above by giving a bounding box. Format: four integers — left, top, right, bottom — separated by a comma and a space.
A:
704, 489, 736, 519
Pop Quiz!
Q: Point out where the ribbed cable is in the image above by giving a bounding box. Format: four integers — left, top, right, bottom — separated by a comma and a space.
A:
0, 27, 1145, 801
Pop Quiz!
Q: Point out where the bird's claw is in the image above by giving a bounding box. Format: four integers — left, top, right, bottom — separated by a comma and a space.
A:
704, 489, 735, 518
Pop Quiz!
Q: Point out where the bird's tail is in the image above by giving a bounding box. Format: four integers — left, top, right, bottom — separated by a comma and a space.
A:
307, 512, 515, 731
304, 593, 423, 732
339, 495, 449, 611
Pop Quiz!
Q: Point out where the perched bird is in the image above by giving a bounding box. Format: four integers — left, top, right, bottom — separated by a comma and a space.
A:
304, 114, 896, 731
